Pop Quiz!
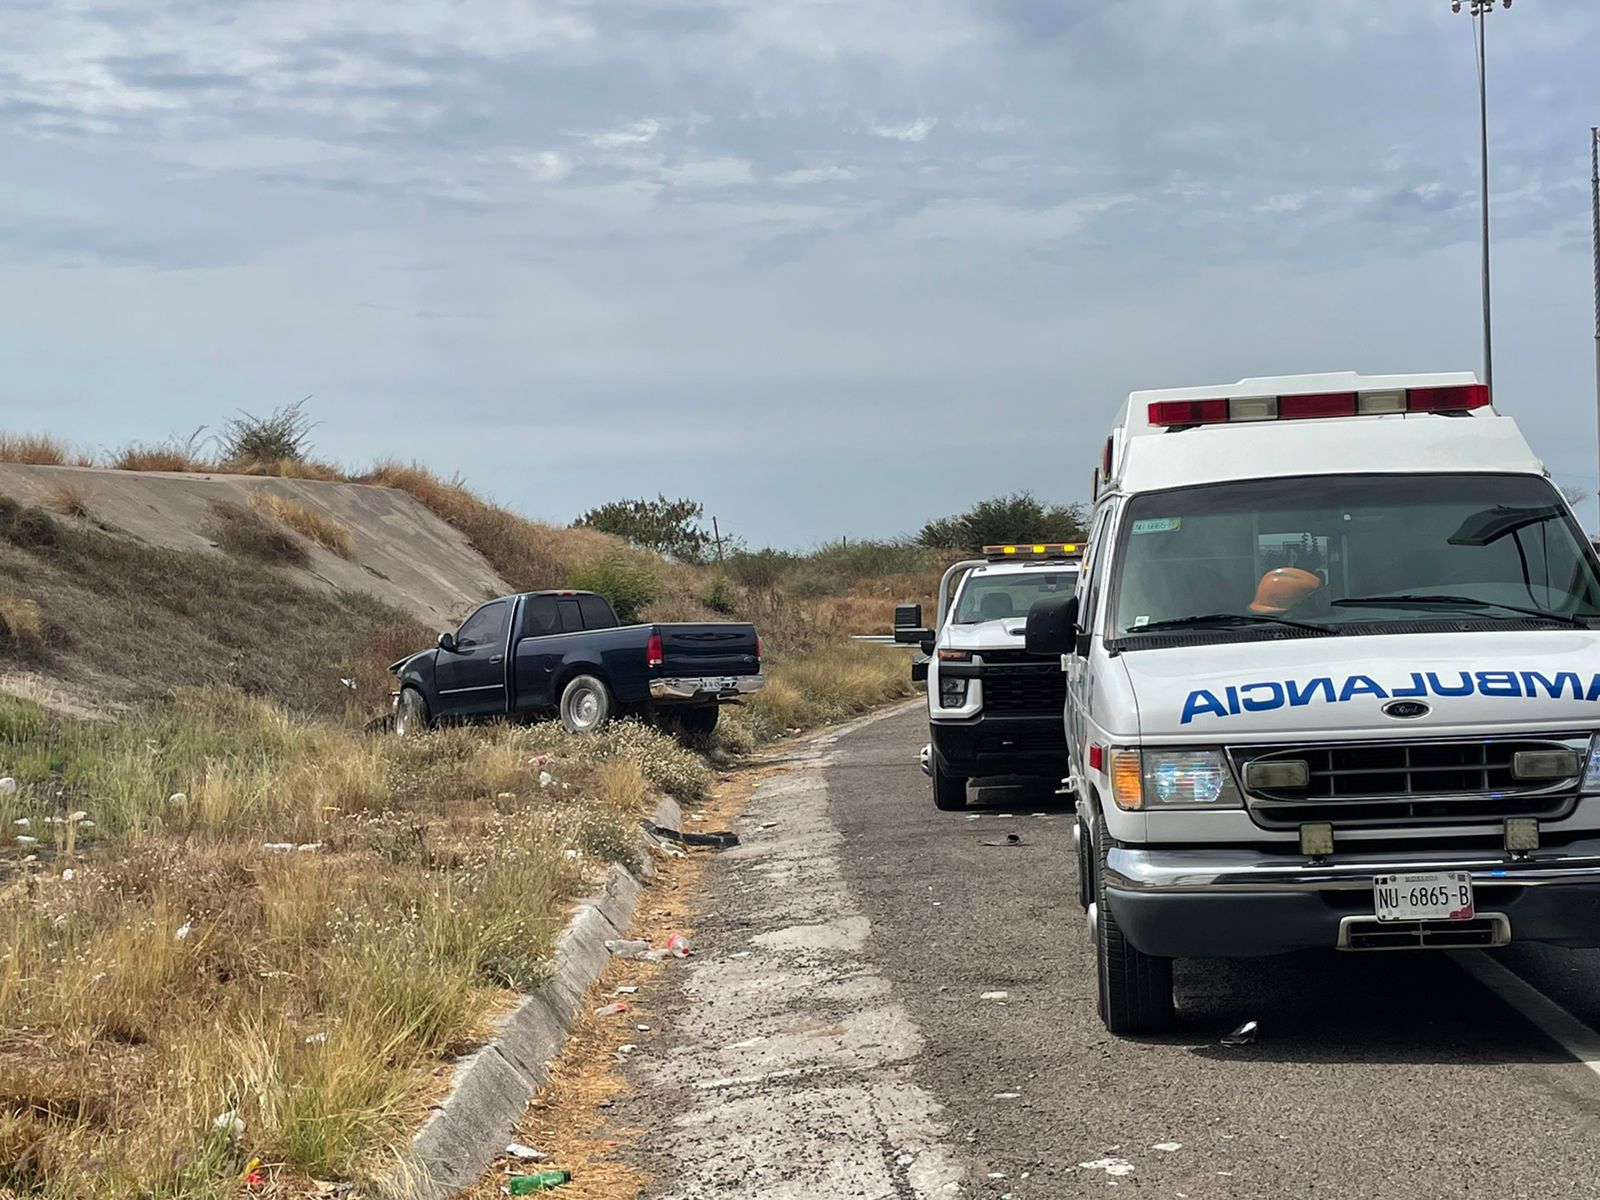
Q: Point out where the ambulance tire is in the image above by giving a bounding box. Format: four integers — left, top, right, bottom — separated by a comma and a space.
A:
931, 757, 967, 811
1094, 812, 1175, 1035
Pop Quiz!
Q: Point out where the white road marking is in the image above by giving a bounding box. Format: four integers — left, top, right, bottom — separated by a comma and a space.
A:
1449, 950, 1600, 1079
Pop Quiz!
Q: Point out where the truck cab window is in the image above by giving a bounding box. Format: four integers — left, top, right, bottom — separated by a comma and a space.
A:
558, 598, 583, 632
578, 594, 616, 630
456, 601, 507, 649
522, 596, 560, 636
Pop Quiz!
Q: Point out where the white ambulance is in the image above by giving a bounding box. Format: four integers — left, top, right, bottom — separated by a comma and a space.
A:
1024, 371, 1600, 1034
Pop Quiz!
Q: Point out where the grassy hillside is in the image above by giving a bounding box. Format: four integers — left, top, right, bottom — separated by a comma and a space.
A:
0, 456, 927, 1197
0, 497, 423, 716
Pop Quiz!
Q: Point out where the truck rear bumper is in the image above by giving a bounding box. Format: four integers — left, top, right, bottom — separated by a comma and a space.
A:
649, 674, 764, 701
1103, 840, 1600, 957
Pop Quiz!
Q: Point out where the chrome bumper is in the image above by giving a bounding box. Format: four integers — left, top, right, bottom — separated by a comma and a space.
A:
1105, 839, 1600, 894
649, 674, 765, 701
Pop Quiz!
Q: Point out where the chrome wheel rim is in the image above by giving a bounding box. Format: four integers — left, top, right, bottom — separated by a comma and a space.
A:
572, 688, 600, 729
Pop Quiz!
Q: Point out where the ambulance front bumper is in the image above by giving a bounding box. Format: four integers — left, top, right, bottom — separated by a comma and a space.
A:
1102, 840, 1600, 956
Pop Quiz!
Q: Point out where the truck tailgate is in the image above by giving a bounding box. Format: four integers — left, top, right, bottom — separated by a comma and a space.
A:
655, 623, 760, 676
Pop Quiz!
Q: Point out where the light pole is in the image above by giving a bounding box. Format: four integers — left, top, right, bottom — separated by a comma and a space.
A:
1450, 0, 1511, 394
1591, 127, 1599, 528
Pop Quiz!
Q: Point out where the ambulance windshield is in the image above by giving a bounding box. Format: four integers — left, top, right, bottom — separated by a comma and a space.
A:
1110, 474, 1600, 641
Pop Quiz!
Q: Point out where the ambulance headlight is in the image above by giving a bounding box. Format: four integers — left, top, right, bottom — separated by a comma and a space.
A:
1582, 735, 1600, 793
1127, 749, 1243, 810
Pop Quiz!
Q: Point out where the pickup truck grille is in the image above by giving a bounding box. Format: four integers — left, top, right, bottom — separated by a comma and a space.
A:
977, 652, 1066, 714
1230, 736, 1587, 829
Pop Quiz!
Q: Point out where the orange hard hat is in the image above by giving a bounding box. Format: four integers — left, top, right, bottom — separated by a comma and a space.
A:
1250, 567, 1321, 614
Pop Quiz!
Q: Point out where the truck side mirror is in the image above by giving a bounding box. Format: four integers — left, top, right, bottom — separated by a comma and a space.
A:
911, 658, 929, 683
1025, 595, 1080, 658
438, 632, 457, 652
893, 603, 933, 646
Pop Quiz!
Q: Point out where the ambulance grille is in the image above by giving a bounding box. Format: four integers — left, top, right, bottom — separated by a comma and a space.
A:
1230, 736, 1587, 829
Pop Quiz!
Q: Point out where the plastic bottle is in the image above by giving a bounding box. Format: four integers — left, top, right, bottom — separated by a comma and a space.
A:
505, 1171, 570, 1193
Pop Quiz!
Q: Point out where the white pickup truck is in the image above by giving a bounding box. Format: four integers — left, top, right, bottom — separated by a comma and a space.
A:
1024, 371, 1600, 1034
895, 546, 1082, 810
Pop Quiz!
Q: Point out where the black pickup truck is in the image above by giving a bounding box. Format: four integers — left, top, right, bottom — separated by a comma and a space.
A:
390, 590, 764, 736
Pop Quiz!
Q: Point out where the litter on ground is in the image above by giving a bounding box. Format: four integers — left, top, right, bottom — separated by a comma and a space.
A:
1222, 1019, 1259, 1046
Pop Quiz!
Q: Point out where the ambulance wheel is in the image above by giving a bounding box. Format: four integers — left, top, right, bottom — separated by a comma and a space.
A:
1094, 813, 1174, 1035
931, 758, 967, 811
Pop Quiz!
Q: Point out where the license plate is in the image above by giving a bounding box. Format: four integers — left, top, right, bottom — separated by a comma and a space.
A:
1373, 871, 1474, 922
698, 677, 738, 695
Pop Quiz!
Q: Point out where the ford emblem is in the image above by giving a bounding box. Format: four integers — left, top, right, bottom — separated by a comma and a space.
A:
1383, 700, 1431, 720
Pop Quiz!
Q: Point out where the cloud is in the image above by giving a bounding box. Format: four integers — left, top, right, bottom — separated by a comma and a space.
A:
774, 165, 854, 185
662, 158, 755, 188
3, 0, 1600, 543
871, 118, 935, 143
587, 118, 664, 150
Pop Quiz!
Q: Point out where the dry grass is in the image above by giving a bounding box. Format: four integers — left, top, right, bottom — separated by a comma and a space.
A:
247, 491, 356, 559
40, 481, 93, 520
227, 457, 347, 482
204, 499, 311, 568
107, 443, 213, 473
0, 594, 44, 658
362, 461, 627, 591
0, 433, 87, 467
0, 693, 695, 1197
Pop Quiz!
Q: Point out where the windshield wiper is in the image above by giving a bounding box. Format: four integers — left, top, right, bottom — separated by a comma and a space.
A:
1331, 594, 1591, 628
1132, 612, 1335, 636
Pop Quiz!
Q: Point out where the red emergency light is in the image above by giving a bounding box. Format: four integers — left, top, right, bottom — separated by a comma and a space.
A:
1147, 383, 1488, 428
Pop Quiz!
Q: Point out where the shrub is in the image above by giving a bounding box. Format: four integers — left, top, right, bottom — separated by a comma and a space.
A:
574, 495, 711, 562
919, 491, 1088, 552
0, 497, 60, 551
808, 538, 931, 580
247, 492, 356, 559
221, 398, 318, 466
787, 570, 840, 599
700, 572, 738, 614
568, 554, 659, 624
727, 547, 799, 590
204, 500, 310, 567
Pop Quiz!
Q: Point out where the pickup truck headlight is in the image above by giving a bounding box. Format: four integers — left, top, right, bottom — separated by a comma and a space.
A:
939, 677, 968, 709
1108, 748, 1243, 811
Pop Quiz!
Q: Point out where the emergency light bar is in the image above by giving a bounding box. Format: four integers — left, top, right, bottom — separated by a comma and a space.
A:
1147, 383, 1489, 428
983, 543, 1081, 560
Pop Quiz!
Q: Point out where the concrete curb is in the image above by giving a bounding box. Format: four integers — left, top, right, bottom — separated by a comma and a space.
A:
377, 796, 683, 1200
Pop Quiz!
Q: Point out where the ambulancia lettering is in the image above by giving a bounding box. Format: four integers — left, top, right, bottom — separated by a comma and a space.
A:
1180, 669, 1597, 725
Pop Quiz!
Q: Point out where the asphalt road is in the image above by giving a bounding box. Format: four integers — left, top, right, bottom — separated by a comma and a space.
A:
620, 704, 1600, 1198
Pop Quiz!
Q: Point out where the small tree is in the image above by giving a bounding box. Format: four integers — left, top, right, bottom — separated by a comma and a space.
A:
918, 492, 1088, 552
575, 495, 711, 562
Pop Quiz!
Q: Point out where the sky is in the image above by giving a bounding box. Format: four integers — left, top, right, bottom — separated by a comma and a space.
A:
2, 0, 1599, 547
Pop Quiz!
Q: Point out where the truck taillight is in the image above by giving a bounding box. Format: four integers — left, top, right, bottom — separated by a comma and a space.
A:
755, 635, 762, 662
646, 633, 663, 669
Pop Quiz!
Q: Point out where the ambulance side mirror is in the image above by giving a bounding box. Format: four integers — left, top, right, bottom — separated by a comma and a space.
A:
1025, 594, 1080, 658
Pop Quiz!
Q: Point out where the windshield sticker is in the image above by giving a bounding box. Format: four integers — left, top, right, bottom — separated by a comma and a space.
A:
1180, 670, 1600, 725
1132, 517, 1180, 535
